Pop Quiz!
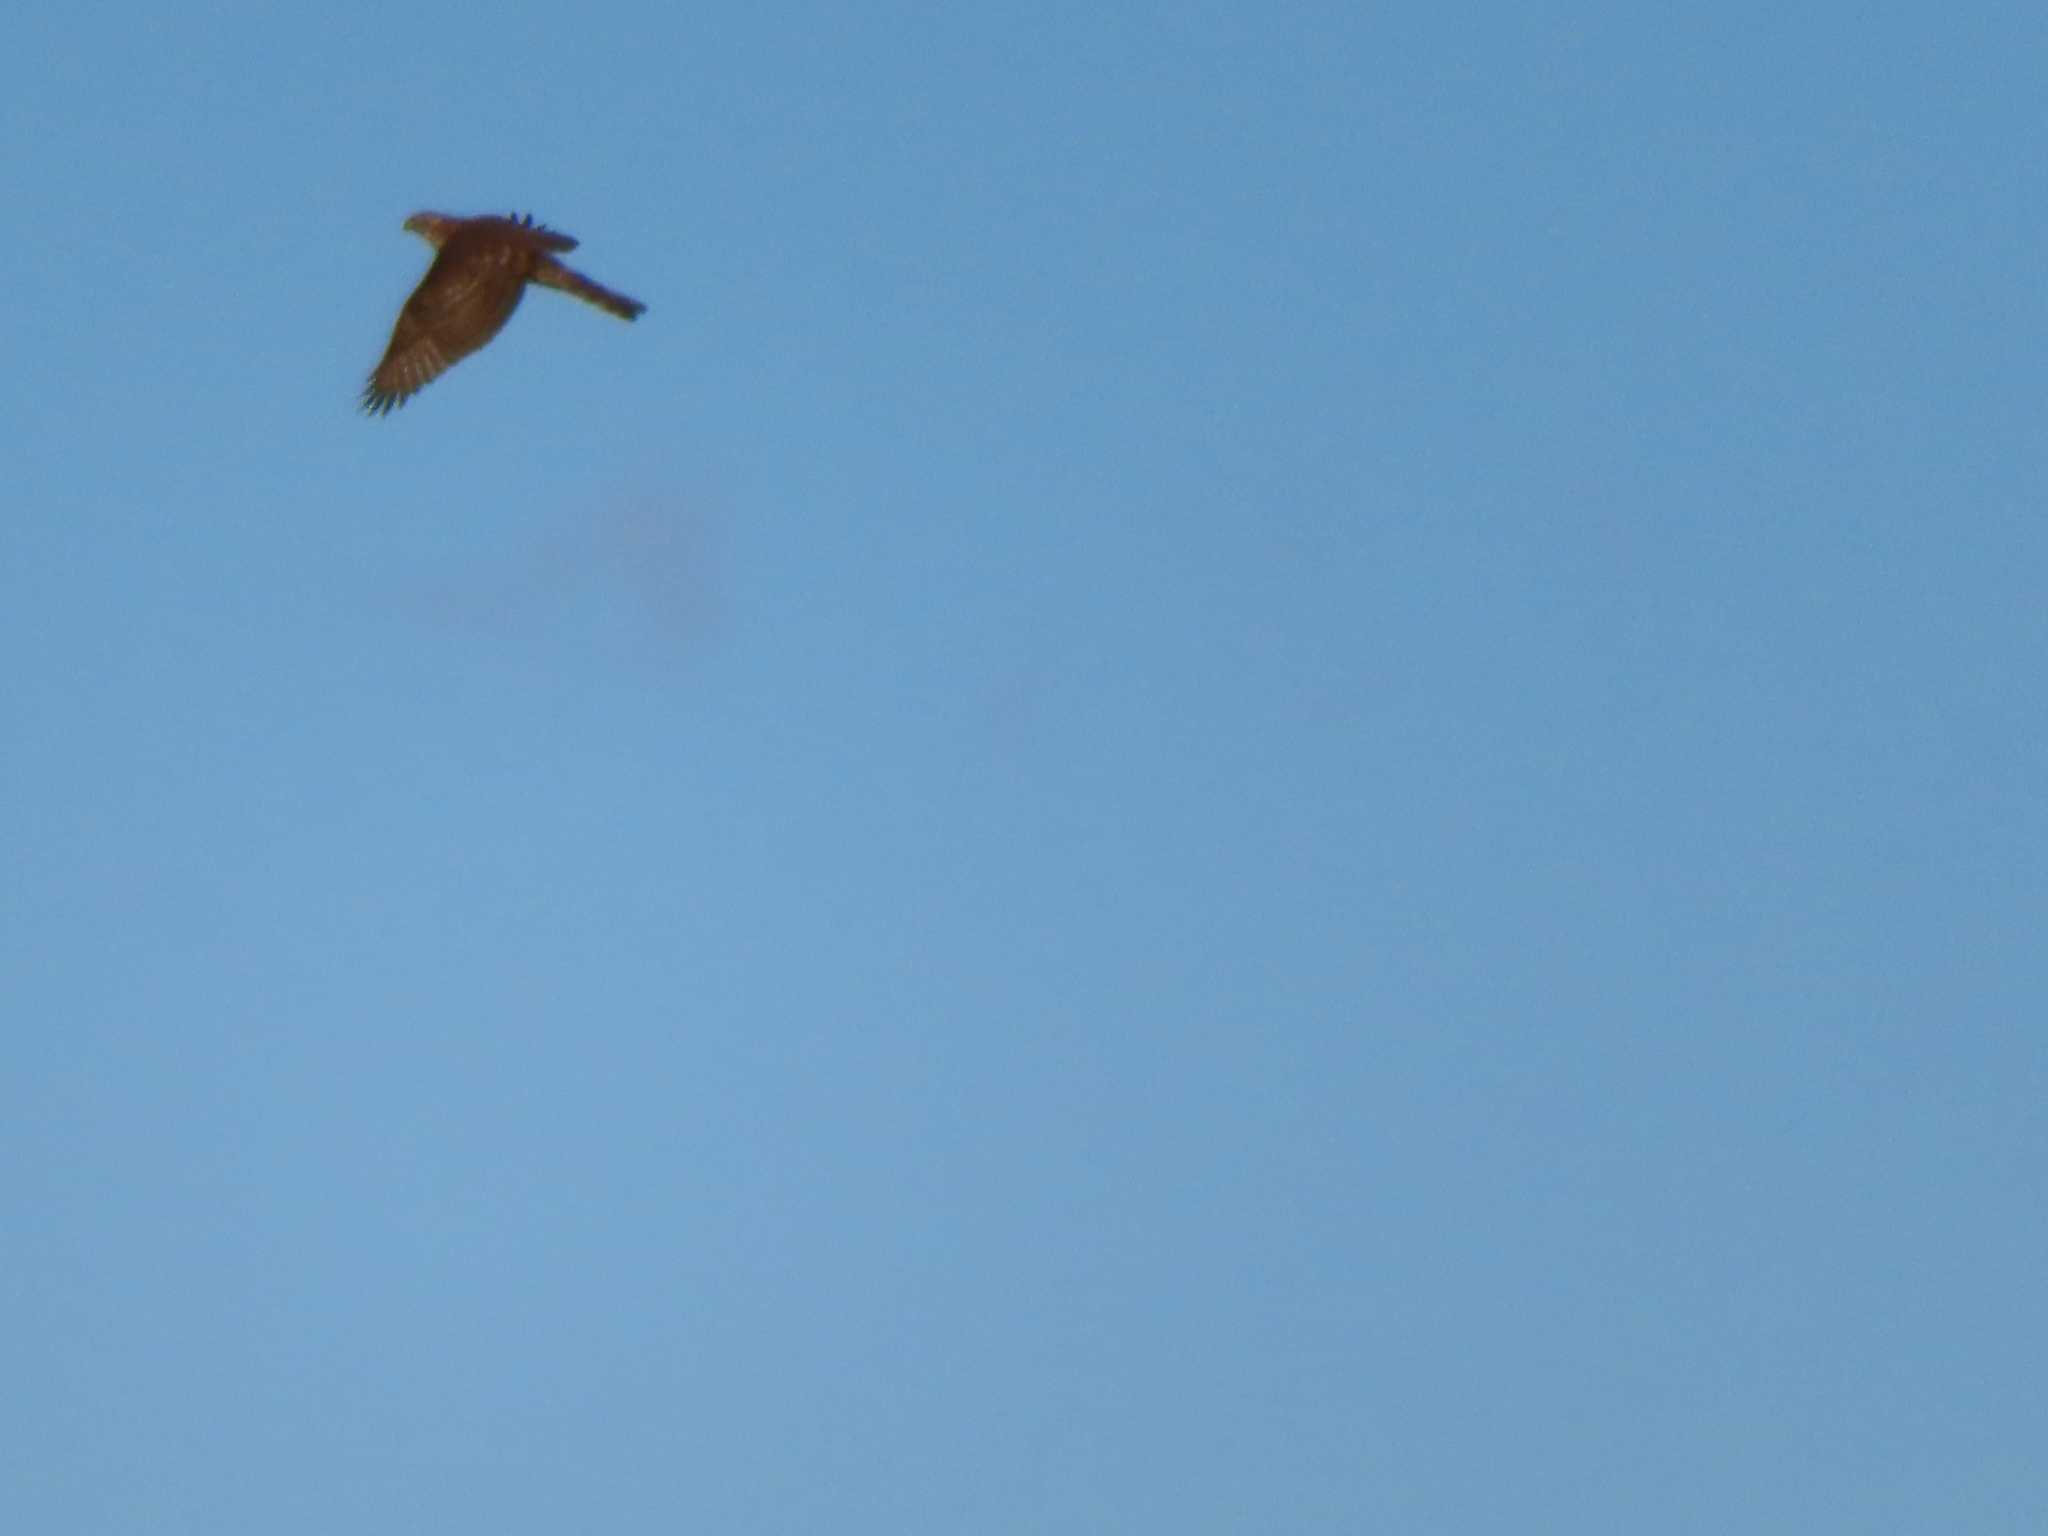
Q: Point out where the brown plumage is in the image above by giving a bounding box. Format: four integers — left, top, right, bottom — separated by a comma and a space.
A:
362, 211, 646, 415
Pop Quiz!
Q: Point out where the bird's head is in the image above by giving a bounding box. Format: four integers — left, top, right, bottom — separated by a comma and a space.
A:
402, 211, 458, 248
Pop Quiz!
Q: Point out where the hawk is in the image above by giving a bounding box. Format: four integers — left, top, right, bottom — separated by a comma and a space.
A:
362, 211, 646, 415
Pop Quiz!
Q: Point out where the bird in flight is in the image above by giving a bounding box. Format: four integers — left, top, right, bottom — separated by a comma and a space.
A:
362, 211, 646, 415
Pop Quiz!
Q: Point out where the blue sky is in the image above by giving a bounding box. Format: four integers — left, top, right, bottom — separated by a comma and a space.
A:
4, 2, 2044, 1529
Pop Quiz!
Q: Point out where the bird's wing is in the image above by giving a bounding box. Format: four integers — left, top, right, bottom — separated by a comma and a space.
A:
362, 245, 528, 414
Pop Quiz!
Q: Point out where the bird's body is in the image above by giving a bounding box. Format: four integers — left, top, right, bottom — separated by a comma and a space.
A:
362, 212, 645, 415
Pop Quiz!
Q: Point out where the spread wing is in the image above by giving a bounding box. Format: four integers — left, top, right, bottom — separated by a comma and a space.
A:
362, 243, 528, 415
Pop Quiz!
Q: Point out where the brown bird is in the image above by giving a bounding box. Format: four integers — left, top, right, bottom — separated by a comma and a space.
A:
362, 211, 646, 415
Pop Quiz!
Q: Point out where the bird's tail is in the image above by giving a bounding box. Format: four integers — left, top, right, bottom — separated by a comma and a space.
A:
533, 257, 647, 320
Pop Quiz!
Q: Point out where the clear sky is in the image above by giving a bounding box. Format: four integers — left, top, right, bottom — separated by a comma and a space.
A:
4, 2, 2043, 1530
